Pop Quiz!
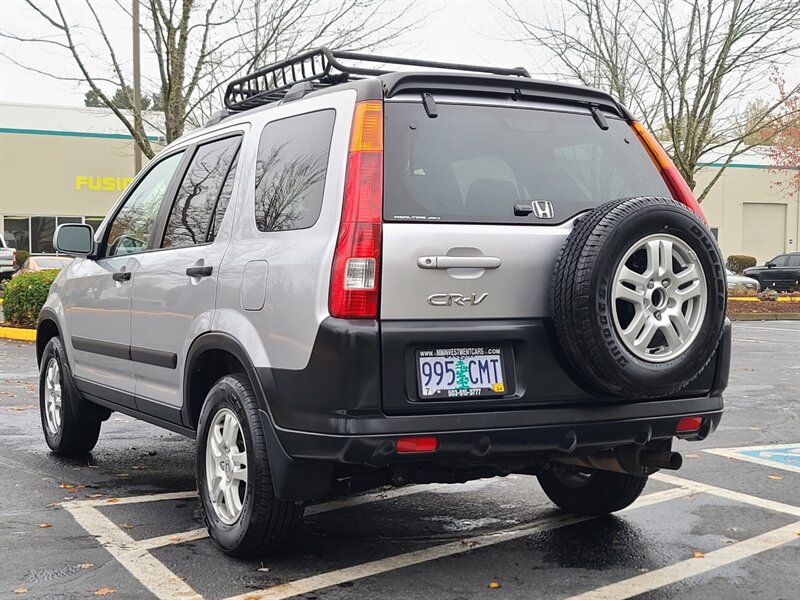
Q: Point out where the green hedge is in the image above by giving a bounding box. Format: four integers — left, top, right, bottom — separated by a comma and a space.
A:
727, 255, 757, 274
2, 270, 59, 328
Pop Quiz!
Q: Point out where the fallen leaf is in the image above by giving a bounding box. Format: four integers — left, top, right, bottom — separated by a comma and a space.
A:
488, 581, 502, 589
78, 563, 95, 569
46, 502, 61, 508
119, 523, 135, 530
106, 498, 119, 504
87, 493, 105, 499
692, 551, 705, 558
257, 567, 270, 572
168, 535, 182, 543
93, 588, 116, 596
768, 475, 783, 480
242, 596, 261, 600
684, 453, 700, 459
37, 523, 51, 528
58, 482, 76, 489
611, 538, 622, 545
131, 465, 146, 470
14, 589, 27, 594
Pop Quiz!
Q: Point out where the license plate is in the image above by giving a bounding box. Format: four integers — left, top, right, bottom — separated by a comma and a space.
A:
417, 347, 506, 399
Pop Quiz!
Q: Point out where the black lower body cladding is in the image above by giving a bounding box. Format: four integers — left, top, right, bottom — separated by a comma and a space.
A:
551, 197, 727, 398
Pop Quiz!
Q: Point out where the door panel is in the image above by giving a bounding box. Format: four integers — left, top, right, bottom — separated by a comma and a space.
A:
131, 133, 243, 411
67, 255, 137, 402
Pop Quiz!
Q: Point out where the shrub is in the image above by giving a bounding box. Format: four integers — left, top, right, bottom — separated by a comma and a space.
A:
15, 250, 30, 267
726, 255, 757, 273
2, 269, 59, 328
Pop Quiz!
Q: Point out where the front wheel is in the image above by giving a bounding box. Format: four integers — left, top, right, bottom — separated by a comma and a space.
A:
196, 373, 304, 557
537, 463, 647, 516
39, 336, 102, 455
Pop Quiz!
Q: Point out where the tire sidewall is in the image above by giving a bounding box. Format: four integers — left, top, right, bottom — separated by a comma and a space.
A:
196, 378, 258, 551
588, 201, 726, 393
39, 337, 67, 450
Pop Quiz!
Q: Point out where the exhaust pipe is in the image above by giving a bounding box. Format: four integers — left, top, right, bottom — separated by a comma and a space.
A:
555, 448, 682, 476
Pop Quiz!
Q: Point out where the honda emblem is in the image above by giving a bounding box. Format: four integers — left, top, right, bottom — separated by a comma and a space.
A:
531, 201, 554, 219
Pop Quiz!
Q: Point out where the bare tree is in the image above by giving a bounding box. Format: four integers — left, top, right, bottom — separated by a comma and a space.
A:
499, 0, 800, 201
1, 0, 420, 158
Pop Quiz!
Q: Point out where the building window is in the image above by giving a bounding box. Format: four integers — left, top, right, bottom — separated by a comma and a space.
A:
85, 217, 105, 233
710, 227, 719, 240
2, 215, 90, 253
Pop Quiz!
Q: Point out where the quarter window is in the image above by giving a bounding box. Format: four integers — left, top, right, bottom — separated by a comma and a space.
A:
106, 152, 184, 256
162, 137, 241, 248
788, 255, 800, 267
254, 110, 335, 232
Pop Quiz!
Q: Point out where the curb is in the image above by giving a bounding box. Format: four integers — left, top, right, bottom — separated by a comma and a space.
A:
728, 313, 800, 321
0, 326, 36, 341
728, 297, 800, 303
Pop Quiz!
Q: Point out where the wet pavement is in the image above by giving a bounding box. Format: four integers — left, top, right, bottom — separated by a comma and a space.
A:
0, 321, 798, 600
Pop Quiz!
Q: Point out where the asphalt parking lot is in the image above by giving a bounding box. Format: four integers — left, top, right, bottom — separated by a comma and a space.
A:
1, 322, 798, 600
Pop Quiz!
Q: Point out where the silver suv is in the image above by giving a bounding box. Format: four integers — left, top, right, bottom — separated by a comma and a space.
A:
39, 49, 729, 557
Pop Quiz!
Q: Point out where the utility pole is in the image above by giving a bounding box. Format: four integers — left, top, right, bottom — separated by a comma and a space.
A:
132, 0, 142, 174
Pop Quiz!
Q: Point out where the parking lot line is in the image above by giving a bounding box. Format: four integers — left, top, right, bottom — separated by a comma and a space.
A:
651, 473, 800, 516
704, 443, 800, 474
74, 490, 198, 508
64, 504, 203, 600
220, 488, 691, 600
563, 520, 800, 600
136, 482, 461, 551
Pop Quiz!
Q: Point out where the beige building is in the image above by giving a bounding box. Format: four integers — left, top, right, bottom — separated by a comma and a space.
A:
0, 102, 161, 253
1, 102, 797, 263
697, 153, 799, 264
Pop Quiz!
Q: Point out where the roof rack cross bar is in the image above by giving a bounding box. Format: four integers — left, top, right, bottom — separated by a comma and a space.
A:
223, 47, 531, 112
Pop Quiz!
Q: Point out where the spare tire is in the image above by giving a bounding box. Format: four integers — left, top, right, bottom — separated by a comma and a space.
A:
551, 196, 726, 398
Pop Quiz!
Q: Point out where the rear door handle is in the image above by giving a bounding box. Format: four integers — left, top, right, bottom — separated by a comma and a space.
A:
186, 265, 213, 277
112, 270, 131, 282
417, 256, 501, 270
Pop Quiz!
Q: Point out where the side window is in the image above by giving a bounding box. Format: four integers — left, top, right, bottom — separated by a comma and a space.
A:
162, 137, 241, 248
788, 255, 800, 267
254, 110, 335, 232
106, 152, 183, 257
771, 255, 788, 266
208, 154, 239, 242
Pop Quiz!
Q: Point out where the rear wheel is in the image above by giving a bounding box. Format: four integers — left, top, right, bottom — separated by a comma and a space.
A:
196, 373, 304, 557
39, 336, 102, 455
538, 463, 647, 515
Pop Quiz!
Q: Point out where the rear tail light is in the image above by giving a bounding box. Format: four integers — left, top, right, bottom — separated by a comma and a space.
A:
396, 436, 438, 453
676, 416, 703, 433
329, 101, 384, 319
631, 121, 707, 225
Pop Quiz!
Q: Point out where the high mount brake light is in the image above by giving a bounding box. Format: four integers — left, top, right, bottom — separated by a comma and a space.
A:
329, 101, 383, 319
631, 121, 708, 225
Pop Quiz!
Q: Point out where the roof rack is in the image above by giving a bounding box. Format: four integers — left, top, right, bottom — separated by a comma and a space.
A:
223, 47, 531, 112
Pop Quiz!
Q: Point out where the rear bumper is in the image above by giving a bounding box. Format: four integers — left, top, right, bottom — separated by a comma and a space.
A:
256, 317, 730, 466
267, 395, 723, 468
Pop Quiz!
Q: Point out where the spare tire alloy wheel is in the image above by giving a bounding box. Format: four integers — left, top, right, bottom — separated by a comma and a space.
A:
612, 233, 706, 362
551, 196, 726, 398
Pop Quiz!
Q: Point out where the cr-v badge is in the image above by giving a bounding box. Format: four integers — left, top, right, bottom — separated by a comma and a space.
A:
427, 293, 489, 307
532, 200, 555, 219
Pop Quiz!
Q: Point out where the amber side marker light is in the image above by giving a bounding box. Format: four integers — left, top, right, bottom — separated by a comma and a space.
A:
676, 416, 704, 433
631, 121, 708, 225
396, 436, 439, 453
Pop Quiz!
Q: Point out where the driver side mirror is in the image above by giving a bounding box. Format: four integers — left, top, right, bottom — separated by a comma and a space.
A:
765, 261, 775, 268
55, 223, 94, 256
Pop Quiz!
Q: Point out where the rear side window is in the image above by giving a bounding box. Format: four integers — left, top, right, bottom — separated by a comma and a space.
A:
162, 136, 241, 248
254, 110, 335, 232
383, 103, 671, 224
788, 255, 800, 267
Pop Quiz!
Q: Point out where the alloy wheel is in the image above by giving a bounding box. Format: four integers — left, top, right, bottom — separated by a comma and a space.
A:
205, 408, 248, 525
43, 357, 62, 435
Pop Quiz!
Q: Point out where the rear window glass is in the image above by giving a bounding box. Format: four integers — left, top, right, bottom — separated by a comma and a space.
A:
383, 103, 671, 224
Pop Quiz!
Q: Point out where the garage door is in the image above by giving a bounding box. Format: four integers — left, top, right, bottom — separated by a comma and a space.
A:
742, 203, 786, 262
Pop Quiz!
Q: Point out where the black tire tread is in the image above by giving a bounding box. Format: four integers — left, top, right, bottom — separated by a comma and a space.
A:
538, 466, 648, 516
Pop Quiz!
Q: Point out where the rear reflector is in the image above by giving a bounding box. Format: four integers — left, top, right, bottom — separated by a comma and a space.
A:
329, 102, 384, 319
676, 416, 703, 433
396, 436, 438, 453
631, 121, 707, 225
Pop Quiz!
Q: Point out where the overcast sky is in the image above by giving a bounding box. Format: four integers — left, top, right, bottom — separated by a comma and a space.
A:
0, 1, 550, 107
1, 0, 797, 111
